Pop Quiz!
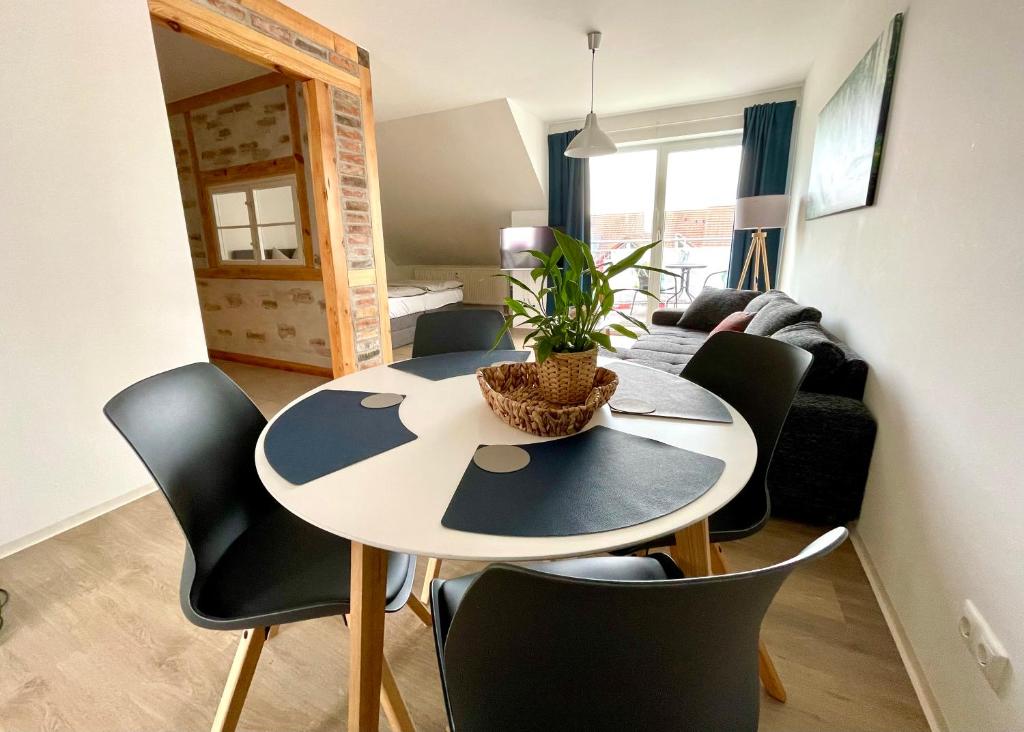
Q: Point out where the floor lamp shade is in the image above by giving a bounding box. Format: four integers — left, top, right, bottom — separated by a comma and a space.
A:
733, 194, 789, 292
734, 194, 790, 231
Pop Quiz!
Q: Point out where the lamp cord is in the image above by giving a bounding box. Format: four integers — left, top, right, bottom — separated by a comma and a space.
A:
590, 49, 596, 114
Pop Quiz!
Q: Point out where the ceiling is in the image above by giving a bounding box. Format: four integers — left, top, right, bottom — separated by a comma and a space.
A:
150, 1, 829, 122
298, 0, 829, 121
151, 24, 267, 102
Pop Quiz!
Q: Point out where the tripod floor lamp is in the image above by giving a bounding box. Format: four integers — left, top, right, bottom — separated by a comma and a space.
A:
733, 194, 790, 291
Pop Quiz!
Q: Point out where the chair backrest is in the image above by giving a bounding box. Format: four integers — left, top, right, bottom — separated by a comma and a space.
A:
103, 363, 279, 576
682, 331, 812, 536
434, 527, 848, 731
412, 309, 513, 357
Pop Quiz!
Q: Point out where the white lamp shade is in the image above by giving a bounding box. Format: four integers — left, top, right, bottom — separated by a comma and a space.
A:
564, 113, 617, 158
733, 194, 791, 230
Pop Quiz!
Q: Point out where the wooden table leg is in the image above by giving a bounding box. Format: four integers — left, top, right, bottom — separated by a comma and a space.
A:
670, 519, 712, 577
349, 542, 388, 731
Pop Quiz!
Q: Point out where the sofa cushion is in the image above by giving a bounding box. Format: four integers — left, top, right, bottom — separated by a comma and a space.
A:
745, 296, 822, 336
617, 324, 708, 375
710, 311, 755, 335
676, 288, 760, 331
743, 289, 791, 314
771, 322, 845, 392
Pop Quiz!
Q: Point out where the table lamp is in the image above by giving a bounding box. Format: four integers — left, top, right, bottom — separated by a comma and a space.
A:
733, 194, 790, 291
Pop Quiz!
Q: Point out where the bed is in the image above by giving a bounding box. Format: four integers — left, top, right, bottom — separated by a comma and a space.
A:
388, 280, 464, 348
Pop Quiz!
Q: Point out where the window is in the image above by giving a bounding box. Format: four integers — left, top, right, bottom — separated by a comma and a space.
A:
590, 135, 742, 322
209, 175, 304, 265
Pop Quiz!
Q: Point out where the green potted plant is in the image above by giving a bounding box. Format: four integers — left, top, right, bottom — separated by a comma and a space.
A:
494, 229, 666, 404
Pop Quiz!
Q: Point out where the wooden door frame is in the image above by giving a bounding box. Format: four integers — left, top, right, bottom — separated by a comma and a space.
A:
150, 0, 392, 376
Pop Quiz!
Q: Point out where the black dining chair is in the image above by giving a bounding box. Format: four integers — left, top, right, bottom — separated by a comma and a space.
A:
432, 527, 848, 731
103, 363, 420, 732
412, 307, 515, 606
411, 308, 513, 358
614, 330, 813, 701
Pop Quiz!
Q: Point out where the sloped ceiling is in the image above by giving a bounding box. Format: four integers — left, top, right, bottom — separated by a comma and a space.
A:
151, 23, 266, 101
377, 99, 547, 266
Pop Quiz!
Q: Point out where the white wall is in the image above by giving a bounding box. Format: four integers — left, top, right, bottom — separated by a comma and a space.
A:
779, 1, 1024, 729
0, 3, 208, 554
376, 99, 547, 267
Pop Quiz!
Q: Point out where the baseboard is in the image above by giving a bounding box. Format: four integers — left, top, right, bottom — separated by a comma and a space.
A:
851, 526, 948, 732
208, 349, 333, 378
0, 483, 155, 560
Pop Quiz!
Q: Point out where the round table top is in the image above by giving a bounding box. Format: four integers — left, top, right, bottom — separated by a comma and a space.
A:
255, 355, 756, 562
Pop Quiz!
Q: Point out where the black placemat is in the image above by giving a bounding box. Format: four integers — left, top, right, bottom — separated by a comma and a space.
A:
605, 360, 732, 423
389, 349, 529, 380
265, 390, 415, 485
441, 426, 725, 537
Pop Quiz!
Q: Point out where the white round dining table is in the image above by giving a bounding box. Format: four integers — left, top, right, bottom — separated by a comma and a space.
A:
255, 354, 756, 731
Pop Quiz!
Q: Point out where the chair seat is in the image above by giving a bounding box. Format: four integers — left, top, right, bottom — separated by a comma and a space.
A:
186, 508, 414, 630
610, 505, 768, 557
434, 555, 681, 643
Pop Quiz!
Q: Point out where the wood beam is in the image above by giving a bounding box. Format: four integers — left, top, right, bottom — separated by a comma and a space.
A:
166, 72, 288, 116
149, 0, 361, 93
285, 82, 316, 268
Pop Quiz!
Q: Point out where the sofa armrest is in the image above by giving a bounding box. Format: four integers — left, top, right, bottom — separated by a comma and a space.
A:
651, 309, 685, 326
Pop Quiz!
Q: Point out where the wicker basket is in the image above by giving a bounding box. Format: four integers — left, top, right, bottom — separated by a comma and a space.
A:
477, 362, 618, 437
536, 347, 599, 405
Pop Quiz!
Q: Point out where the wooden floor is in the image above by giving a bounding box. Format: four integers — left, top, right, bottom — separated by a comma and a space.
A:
0, 361, 929, 731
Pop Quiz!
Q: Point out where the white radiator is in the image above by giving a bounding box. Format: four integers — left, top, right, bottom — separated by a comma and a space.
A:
412, 266, 508, 305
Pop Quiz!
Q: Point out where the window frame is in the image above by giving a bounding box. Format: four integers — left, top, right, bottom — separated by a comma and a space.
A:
208, 174, 305, 267
593, 132, 743, 321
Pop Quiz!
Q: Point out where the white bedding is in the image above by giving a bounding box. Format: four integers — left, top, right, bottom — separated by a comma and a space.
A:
387, 281, 464, 318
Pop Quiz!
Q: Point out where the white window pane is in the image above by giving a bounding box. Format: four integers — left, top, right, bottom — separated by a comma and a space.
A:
212, 190, 250, 227
259, 224, 300, 261
253, 184, 296, 225
219, 227, 255, 261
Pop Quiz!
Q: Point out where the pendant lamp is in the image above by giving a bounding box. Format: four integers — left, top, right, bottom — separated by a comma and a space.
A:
564, 31, 617, 158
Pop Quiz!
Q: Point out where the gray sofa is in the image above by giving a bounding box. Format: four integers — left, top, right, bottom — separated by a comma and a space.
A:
612, 289, 876, 525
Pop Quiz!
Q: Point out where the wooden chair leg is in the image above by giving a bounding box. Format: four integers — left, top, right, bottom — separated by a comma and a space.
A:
419, 557, 442, 606
758, 637, 788, 703
710, 544, 788, 703
406, 594, 433, 627
380, 655, 415, 732
211, 626, 268, 732
267, 625, 280, 639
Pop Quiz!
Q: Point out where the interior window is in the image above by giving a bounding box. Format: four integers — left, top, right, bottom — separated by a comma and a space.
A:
209, 176, 303, 265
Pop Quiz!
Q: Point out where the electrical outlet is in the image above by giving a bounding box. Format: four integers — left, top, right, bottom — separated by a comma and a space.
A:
959, 600, 1010, 693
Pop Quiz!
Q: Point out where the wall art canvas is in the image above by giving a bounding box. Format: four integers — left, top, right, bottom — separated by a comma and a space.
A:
806, 13, 903, 219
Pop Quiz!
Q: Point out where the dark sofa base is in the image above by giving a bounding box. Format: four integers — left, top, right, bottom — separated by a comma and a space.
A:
622, 307, 875, 525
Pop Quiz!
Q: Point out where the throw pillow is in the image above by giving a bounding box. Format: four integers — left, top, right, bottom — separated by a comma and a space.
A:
676, 287, 760, 332
710, 311, 755, 335
745, 297, 822, 336
772, 322, 846, 393
743, 289, 791, 314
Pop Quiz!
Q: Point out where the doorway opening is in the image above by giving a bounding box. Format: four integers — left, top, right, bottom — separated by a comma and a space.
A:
151, 23, 333, 379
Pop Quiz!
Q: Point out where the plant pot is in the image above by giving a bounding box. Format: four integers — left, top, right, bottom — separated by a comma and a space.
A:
536, 347, 599, 405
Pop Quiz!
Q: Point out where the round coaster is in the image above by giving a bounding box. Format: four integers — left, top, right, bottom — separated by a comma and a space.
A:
609, 397, 656, 415
360, 393, 405, 409
473, 444, 531, 473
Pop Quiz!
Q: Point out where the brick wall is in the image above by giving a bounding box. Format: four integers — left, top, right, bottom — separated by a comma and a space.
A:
332, 86, 382, 368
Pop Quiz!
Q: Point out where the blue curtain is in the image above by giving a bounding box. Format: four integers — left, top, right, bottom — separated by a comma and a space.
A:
546, 131, 590, 311
727, 101, 796, 289
547, 131, 590, 242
